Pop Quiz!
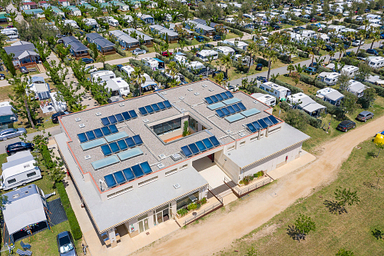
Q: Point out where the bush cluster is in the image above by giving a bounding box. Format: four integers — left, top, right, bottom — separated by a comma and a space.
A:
274, 79, 303, 94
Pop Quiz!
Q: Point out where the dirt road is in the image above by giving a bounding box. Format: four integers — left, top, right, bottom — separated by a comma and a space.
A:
134, 115, 384, 256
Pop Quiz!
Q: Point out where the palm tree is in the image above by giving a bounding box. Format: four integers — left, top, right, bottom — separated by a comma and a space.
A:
246, 42, 258, 71
262, 48, 278, 81
370, 29, 381, 49
294, 63, 306, 77
336, 44, 346, 62
287, 64, 295, 75
132, 66, 146, 96
166, 61, 178, 88
220, 54, 232, 79
356, 29, 366, 54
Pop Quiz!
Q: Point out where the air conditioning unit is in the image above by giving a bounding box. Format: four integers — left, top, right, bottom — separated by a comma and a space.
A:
158, 154, 166, 159
187, 88, 193, 91
143, 119, 149, 123
157, 163, 165, 169
179, 96, 184, 100
95, 112, 101, 116
79, 124, 85, 128
208, 88, 214, 92
173, 183, 181, 189
75, 117, 81, 122
239, 132, 245, 137
171, 153, 182, 161
194, 92, 200, 96
119, 103, 125, 107
84, 155, 91, 160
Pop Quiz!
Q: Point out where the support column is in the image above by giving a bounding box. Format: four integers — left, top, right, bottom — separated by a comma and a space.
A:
108, 229, 117, 248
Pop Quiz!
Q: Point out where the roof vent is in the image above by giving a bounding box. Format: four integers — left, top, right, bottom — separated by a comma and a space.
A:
202, 84, 207, 88
119, 102, 125, 107
179, 96, 184, 100
173, 183, 181, 189
226, 130, 231, 134
84, 155, 91, 160
239, 132, 245, 137
171, 153, 182, 161
12, 193, 20, 199
157, 163, 165, 169
75, 117, 81, 122
194, 92, 200, 96
208, 88, 214, 92
187, 88, 193, 91
180, 108, 185, 112
79, 124, 85, 128
143, 119, 149, 123
95, 112, 102, 116
158, 154, 166, 159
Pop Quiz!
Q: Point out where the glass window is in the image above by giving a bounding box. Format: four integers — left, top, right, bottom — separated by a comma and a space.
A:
176, 191, 199, 210
152, 118, 181, 136
27, 172, 36, 177
8, 178, 16, 184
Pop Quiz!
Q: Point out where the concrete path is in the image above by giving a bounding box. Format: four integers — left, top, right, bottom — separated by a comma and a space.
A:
134, 114, 384, 256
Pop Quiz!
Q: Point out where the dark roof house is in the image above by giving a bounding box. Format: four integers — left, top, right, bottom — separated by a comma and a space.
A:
86, 33, 115, 54
60, 36, 89, 58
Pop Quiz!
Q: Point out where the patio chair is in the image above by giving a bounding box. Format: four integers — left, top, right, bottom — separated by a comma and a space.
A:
20, 241, 31, 250
16, 248, 32, 256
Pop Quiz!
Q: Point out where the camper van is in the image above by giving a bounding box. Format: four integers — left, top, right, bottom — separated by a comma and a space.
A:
250, 93, 276, 106
368, 56, 384, 69
108, 17, 119, 27
258, 81, 291, 101
196, 50, 218, 62
0, 152, 42, 190
91, 70, 116, 84
341, 65, 359, 78
1, 28, 18, 39
318, 72, 340, 86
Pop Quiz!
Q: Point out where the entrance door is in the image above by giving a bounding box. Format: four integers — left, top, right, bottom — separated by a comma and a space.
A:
139, 218, 149, 233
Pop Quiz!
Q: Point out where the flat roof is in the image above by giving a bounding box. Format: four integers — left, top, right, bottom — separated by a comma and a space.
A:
226, 123, 310, 168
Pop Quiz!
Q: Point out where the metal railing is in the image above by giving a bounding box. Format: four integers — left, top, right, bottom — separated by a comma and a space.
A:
183, 200, 223, 226
224, 176, 272, 197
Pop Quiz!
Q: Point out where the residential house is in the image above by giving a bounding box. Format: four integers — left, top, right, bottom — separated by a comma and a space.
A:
86, 33, 116, 55
50, 6, 65, 17
123, 28, 153, 46
185, 20, 215, 36
23, 9, 45, 19
169, 24, 194, 39
83, 18, 98, 29
4, 41, 40, 68
58, 0, 70, 7
287, 93, 326, 117
150, 25, 178, 43
109, 30, 139, 50
21, 2, 38, 10
67, 6, 81, 16
316, 87, 344, 106
110, 0, 129, 11
64, 19, 79, 29
0, 102, 18, 129
60, 36, 89, 58
139, 14, 154, 24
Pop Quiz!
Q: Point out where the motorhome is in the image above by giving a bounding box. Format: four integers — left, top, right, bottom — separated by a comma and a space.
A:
318, 72, 340, 86
63, 19, 79, 29
316, 87, 344, 106
250, 93, 276, 106
222, 40, 248, 50
91, 70, 116, 84
121, 65, 135, 77
0, 152, 42, 190
196, 50, 218, 62
367, 56, 384, 69
258, 81, 291, 100
341, 65, 359, 78
108, 17, 119, 26
215, 46, 235, 56
368, 19, 382, 25
142, 57, 165, 70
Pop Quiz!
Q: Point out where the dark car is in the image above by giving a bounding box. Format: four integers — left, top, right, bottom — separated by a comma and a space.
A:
57, 231, 77, 256
52, 111, 71, 123
272, 25, 281, 30
356, 111, 374, 122
365, 8, 370, 13
256, 63, 263, 71
20, 66, 29, 74
256, 76, 267, 82
81, 58, 94, 64
345, 51, 353, 56
304, 67, 317, 74
6, 142, 34, 156
366, 49, 379, 56
213, 35, 222, 41
6, 25, 13, 28
116, 64, 123, 71
336, 120, 356, 132
196, 35, 205, 42
0, 74, 5, 80
0, 128, 27, 141
325, 45, 335, 51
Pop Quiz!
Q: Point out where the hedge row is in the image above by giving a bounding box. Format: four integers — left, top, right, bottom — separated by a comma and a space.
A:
363, 82, 384, 97
300, 74, 327, 89
57, 182, 82, 240
220, 21, 253, 34
280, 101, 322, 128
274, 79, 303, 94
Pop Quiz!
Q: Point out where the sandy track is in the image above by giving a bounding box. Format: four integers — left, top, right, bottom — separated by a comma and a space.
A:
135, 115, 384, 256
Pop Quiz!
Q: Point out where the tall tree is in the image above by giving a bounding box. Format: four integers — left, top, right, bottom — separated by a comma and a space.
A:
132, 66, 146, 96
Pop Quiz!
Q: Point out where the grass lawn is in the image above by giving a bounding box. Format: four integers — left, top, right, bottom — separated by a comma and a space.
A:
219, 139, 384, 256
0, 85, 13, 102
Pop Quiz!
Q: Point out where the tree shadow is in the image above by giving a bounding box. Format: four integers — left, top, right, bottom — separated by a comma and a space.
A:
367, 151, 377, 158
372, 228, 383, 240
323, 200, 347, 214
286, 225, 306, 242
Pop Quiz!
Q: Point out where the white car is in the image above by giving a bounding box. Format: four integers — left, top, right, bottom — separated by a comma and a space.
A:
85, 65, 97, 73
352, 40, 364, 46
356, 16, 363, 21
343, 11, 350, 17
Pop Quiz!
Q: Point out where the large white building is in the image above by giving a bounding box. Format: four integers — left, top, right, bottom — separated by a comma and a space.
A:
56, 80, 309, 248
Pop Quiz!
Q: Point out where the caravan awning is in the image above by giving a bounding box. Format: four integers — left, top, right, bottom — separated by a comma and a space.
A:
153, 58, 164, 63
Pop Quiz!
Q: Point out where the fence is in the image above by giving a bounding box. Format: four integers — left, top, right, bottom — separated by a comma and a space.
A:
224, 177, 272, 198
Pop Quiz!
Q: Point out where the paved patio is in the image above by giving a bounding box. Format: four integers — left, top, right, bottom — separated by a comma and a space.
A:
193, 157, 231, 188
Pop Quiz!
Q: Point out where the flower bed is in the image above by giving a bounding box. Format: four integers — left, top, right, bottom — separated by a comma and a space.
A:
239, 171, 265, 186
176, 197, 207, 218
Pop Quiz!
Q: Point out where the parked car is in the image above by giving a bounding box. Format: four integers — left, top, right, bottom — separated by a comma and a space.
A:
132, 49, 146, 55
161, 51, 172, 57
196, 35, 205, 42
0, 74, 5, 80
57, 231, 77, 256
336, 120, 356, 132
52, 111, 71, 123
345, 51, 353, 56
116, 64, 123, 71
256, 76, 267, 82
256, 63, 263, 71
212, 71, 228, 80
352, 40, 364, 46
20, 66, 29, 74
356, 111, 374, 122
310, 18, 317, 22
0, 128, 27, 141
81, 58, 94, 64
366, 49, 379, 56
304, 67, 317, 74
226, 85, 239, 92
325, 45, 335, 51
272, 25, 281, 30
6, 142, 34, 156
213, 35, 222, 41
84, 65, 97, 73
6, 25, 13, 28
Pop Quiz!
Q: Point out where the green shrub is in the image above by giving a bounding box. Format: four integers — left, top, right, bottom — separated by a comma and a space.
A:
177, 208, 188, 216
298, 51, 309, 58
104, 63, 113, 70
256, 57, 268, 67
280, 101, 290, 111
364, 82, 384, 97
57, 182, 82, 240
254, 171, 264, 178
274, 79, 303, 94
116, 46, 126, 56
200, 197, 207, 205
187, 203, 197, 211
140, 45, 149, 52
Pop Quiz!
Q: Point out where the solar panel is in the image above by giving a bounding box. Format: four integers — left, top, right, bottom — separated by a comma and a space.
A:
118, 147, 143, 161
122, 168, 135, 181
78, 133, 88, 143
211, 95, 219, 103
94, 128, 103, 138
181, 146, 193, 157
125, 137, 135, 148
104, 174, 117, 188
145, 105, 154, 114
188, 143, 199, 154
196, 141, 207, 151
139, 107, 147, 115
158, 101, 166, 110
209, 136, 220, 147
101, 117, 110, 126
225, 113, 245, 123
115, 113, 124, 122
86, 131, 96, 141
140, 162, 152, 174
109, 124, 118, 134
241, 108, 260, 117
232, 104, 241, 112
132, 135, 143, 145
81, 138, 107, 150
114, 171, 126, 184
220, 92, 228, 100
101, 144, 112, 156
122, 111, 131, 120
109, 142, 120, 153
91, 155, 119, 170
225, 91, 233, 98
263, 117, 274, 127
108, 115, 117, 124
227, 105, 235, 114
205, 97, 213, 104
129, 110, 138, 118
223, 97, 241, 105
105, 131, 128, 143
202, 138, 213, 149
216, 93, 223, 101
237, 102, 246, 111
252, 121, 262, 131
247, 123, 257, 133
164, 100, 172, 108
207, 102, 225, 110
268, 115, 280, 124
258, 119, 268, 129
151, 104, 160, 112
117, 139, 128, 150
216, 109, 225, 118
132, 164, 144, 178
101, 126, 111, 136
222, 108, 230, 116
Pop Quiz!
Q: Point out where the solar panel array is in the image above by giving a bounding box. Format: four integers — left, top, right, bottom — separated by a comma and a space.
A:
101, 110, 138, 126
181, 136, 221, 158
138, 100, 172, 115
246, 115, 281, 133
215, 103, 246, 118
78, 124, 118, 143
204, 91, 233, 104
101, 135, 143, 156
104, 161, 153, 188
